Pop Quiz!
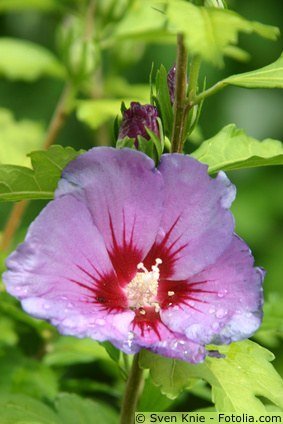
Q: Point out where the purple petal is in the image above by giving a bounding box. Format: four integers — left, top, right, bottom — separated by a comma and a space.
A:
3, 195, 135, 343
160, 235, 264, 345
57, 148, 164, 283
149, 154, 236, 280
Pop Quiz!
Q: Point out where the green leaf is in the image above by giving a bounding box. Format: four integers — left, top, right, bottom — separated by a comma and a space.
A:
224, 53, 283, 88
55, 393, 118, 424
191, 124, 283, 173
140, 341, 283, 412
116, 137, 136, 150
0, 108, 44, 166
0, 394, 60, 424
0, 0, 60, 12
166, 1, 279, 66
0, 145, 82, 202
100, 341, 121, 363
43, 337, 111, 367
0, 38, 65, 81
138, 376, 175, 412
0, 349, 58, 400
139, 349, 196, 399
0, 317, 18, 347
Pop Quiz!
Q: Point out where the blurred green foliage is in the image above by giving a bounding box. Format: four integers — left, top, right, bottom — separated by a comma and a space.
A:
0, 0, 282, 420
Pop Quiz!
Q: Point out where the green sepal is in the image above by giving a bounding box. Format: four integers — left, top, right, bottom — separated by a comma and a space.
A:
154, 65, 173, 137
116, 137, 136, 150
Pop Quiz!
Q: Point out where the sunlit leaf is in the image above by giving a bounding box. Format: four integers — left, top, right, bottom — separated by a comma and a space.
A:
55, 393, 118, 424
106, 0, 170, 44
105, 77, 150, 101
0, 145, 82, 202
0, 317, 18, 347
0, 0, 60, 12
192, 124, 283, 173
224, 53, 283, 88
0, 38, 65, 81
0, 108, 43, 166
140, 340, 283, 412
166, 0, 279, 66
76, 99, 126, 129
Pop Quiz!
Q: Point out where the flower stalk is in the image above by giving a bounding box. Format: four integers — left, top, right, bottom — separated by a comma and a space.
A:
171, 33, 188, 153
120, 353, 144, 424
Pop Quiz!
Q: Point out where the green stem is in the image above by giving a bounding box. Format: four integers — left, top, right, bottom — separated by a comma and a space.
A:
194, 79, 227, 104
171, 33, 188, 153
120, 353, 144, 424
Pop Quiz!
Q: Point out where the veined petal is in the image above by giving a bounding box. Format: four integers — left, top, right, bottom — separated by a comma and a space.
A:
3, 195, 134, 342
160, 235, 264, 345
146, 154, 235, 280
129, 306, 206, 363
57, 148, 164, 283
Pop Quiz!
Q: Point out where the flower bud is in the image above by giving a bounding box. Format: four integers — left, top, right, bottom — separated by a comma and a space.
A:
57, 16, 99, 83
118, 102, 159, 147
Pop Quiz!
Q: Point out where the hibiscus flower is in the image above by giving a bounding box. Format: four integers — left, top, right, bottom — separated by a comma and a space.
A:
3, 148, 264, 363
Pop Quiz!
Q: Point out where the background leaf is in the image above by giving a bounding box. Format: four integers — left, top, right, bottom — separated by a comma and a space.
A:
255, 294, 283, 347
55, 393, 118, 424
166, 0, 279, 66
0, 145, 82, 201
0, 349, 58, 401
43, 337, 111, 367
192, 124, 283, 173
76, 99, 126, 130
0, 108, 43, 166
0, 394, 60, 424
0, 0, 61, 13
106, 0, 170, 44
0, 38, 65, 81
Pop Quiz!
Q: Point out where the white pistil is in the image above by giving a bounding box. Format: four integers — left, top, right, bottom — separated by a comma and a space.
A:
125, 258, 162, 311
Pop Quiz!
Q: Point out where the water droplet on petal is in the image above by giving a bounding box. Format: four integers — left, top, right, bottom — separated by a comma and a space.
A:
128, 331, 135, 340
217, 289, 228, 298
60, 296, 68, 301
96, 319, 105, 326
216, 308, 227, 319
43, 303, 51, 310
212, 322, 219, 330
209, 306, 216, 314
